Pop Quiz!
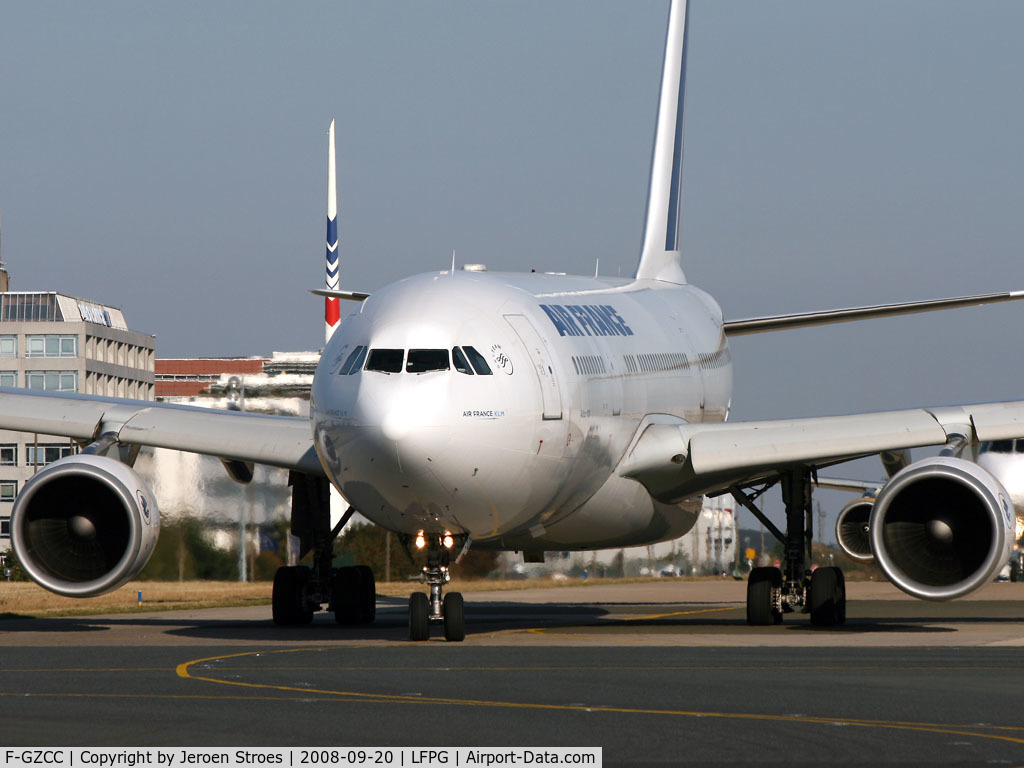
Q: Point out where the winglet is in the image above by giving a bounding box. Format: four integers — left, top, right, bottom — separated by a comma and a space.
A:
325, 119, 341, 342
635, 0, 689, 285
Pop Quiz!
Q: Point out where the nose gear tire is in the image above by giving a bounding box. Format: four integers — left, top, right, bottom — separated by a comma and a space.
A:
443, 592, 465, 642
409, 591, 430, 641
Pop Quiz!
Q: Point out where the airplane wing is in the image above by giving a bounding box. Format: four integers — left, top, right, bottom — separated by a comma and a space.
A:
618, 401, 1024, 502
0, 388, 324, 476
723, 290, 1024, 336
813, 476, 881, 493
320, 288, 1024, 318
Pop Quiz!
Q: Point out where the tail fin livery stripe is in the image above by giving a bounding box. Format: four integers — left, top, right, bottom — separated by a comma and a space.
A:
325, 298, 340, 327
327, 219, 338, 252
664, 0, 690, 252
326, 119, 341, 339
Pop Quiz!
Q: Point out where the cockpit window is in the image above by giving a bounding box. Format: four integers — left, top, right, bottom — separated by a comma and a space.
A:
339, 345, 368, 375
365, 348, 404, 373
452, 347, 473, 375
463, 346, 492, 375
406, 349, 449, 373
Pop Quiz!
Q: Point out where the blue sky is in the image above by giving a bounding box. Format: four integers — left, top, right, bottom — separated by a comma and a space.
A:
3, 1, 1024, 535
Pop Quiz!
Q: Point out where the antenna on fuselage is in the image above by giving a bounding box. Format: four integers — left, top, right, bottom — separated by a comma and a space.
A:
635, 0, 689, 285
451, 249, 456, 274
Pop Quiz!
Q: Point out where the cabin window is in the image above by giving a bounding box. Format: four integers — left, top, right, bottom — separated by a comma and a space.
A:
452, 347, 473, 375
365, 348, 404, 373
407, 349, 450, 373
463, 346, 492, 375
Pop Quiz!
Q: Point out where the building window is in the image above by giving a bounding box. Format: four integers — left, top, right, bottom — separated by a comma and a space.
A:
0, 336, 15, 357
0, 482, 16, 503
0, 445, 15, 466
0, 293, 60, 323
26, 334, 78, 358
26, 370, 78, 392
0, 517, 9, 538
26, 444, 73, 467
0, 371, 15, 388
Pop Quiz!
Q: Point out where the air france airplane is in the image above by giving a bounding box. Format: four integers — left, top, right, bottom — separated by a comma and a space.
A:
5, 0, 1024, 641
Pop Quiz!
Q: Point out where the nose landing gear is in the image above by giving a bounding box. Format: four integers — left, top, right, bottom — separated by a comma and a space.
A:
408, 533, 466, 642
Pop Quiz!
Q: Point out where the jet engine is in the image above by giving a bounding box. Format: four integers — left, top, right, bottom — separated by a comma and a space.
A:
835, 496, 875, 564
869, 456, 1014, 600
11, 454, 160, 597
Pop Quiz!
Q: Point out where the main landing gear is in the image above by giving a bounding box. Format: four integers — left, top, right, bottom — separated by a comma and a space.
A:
407, 532, 465, 642
271, 563, 376, 626
733, 467, 847, 627
272, 473, 377, 627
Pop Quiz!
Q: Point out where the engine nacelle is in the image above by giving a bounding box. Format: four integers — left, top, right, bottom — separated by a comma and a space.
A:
869, 456, 1014, 601
11, 454, 160, 597
835, 497, 875, 564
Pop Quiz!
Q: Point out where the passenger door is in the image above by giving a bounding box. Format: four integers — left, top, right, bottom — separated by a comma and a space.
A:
504, 314, 563, 420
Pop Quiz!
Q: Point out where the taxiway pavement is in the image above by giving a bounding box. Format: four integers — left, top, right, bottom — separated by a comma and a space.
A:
1, 580, 1023, 765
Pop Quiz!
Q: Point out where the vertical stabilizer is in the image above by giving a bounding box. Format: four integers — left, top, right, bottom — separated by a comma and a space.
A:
635, 0, 689, 285
325, 119, 341, 342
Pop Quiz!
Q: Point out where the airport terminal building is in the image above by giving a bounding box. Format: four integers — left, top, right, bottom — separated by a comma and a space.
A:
0, 291, 155, 546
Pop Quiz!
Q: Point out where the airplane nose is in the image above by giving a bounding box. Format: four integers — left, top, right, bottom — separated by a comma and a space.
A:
380, 397, 422, 442
335, 374, 454, 491
358, 374, 449, 436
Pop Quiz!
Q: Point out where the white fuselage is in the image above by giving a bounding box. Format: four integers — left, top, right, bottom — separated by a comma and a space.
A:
977, 440, 1024, 530
310, 269, 732, 551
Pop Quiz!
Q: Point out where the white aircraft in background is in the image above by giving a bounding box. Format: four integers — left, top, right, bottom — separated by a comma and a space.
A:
5, 0, 1024, 641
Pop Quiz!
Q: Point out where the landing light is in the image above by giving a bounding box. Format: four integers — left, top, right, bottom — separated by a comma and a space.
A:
442, 532, 454, 549
415, 532, 426, 549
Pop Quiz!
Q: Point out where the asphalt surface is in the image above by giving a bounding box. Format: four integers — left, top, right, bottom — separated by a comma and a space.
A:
1, 580, 1023, 766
